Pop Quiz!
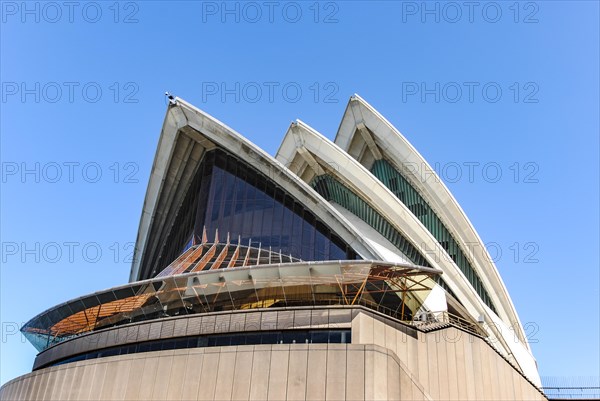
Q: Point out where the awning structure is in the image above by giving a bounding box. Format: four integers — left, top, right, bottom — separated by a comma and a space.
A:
155, 237, 303, 277
22, 260, 442, 352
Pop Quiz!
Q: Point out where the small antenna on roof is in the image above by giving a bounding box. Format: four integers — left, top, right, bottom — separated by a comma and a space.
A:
165, 91, 177, 105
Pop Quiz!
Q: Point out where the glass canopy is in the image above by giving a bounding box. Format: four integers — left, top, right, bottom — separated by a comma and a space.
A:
22, 260, 442, 352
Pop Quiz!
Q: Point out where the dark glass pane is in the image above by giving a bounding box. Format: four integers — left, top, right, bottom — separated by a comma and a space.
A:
251, 190, 266, 242
230, 334, 245, 345
315, 230, 328, 260
301, 218, 315, 261
215, 335, 231, 346
260, 192, 274, 244
80, 295, 100, 309
95, 291, 117, 304
221, 170, 234, 219
244, 333, 261, 345
113, 287, 136, 300
207, 167, 224, 230
242, 184, 256, 238
104, 348, 120, 357
310, 331, 328, 344
283, 331, 309, 344
328, 331, 342, 343
280, 206, 293, 255
138, 342, 152, 353
291, 211, 303, 259
149, 342, 163, 352
330, 242, 346, 260
260, 332, 279, 344
231, 177, 245, 237
270, 199, 284, 250
215, 169, 226, 230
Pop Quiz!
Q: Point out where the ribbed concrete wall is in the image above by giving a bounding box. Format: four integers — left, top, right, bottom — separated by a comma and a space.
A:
352, 311, 546, 400
0, 307, 546, 400
0, 344, 428, 401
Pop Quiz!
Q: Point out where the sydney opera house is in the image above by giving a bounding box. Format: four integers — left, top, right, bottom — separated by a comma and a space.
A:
0, 95, 547, 400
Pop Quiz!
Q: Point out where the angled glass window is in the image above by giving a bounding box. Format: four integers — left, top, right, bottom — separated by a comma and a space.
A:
154, 149, 359, 273
370, 159, 496, 312
311, 174, 429, 267
310, 174, 459, 302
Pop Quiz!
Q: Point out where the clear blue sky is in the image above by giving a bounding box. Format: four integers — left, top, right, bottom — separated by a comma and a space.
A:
1, 0, 598, 386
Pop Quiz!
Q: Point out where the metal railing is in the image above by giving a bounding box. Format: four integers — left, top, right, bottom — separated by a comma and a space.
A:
410, 310, 486, 336
276, 296, 486, 337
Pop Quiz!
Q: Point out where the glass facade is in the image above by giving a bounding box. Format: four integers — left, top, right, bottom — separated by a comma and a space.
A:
370, 159, 496, 312
155, 149, 358, 275
311, 174, 429, 267
153, 155, 206, 275
311, 174, 458, 301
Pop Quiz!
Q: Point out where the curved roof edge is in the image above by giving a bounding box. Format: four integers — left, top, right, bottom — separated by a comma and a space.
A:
277, 115, 541, 387
334, 94, 528, 345
131, 98, 385, 282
